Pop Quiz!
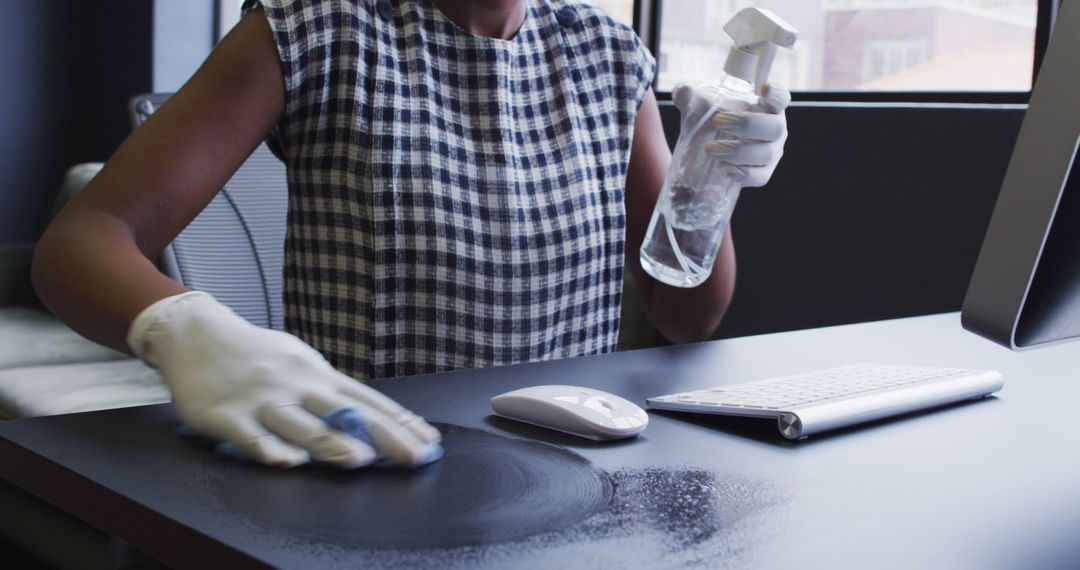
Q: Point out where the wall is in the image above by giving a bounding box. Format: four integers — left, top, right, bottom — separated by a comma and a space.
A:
652, 102, 1024, 340
0, 1, 153, 244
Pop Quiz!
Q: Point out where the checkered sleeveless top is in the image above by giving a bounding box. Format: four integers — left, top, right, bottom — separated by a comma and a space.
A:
243, 0, 656, 379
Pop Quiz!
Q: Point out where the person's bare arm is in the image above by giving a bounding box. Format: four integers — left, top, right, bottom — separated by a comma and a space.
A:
624, 90, 737, 344
32, 11, 286, 353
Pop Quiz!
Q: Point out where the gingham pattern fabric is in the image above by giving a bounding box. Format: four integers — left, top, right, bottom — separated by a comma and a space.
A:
243, 0, 656, 380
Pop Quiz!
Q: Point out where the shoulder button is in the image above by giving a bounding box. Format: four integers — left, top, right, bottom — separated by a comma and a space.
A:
555, 6, 579, 28
377, 0, 394, 21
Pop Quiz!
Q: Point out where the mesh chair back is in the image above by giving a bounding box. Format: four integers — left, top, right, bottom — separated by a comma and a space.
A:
129, 94, 287, 330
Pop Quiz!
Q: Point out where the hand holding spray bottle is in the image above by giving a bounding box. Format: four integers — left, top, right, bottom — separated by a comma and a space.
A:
640, 8, 798, 288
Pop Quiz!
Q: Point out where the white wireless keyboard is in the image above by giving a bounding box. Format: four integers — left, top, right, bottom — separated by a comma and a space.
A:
646, 363, 1004, 439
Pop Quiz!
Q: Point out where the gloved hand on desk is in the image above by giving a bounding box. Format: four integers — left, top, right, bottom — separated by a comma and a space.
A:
672, 82, 791, 189
127, 291, 443, 468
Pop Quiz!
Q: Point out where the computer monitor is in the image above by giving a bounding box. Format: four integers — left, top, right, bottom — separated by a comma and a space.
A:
961, 1, 1080, 350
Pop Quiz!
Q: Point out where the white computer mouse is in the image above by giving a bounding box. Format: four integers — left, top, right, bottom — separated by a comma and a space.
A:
490, 385, 649, 441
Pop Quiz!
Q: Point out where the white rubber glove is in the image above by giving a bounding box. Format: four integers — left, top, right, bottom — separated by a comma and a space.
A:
127, 291, 442, 469
674, 82, 792, 189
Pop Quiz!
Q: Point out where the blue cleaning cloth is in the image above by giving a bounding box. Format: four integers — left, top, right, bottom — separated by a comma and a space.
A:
176, 409, 442, 469
321, 406, 373, 447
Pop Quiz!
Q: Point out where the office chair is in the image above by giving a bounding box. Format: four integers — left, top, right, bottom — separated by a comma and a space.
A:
129, 93, 288, 330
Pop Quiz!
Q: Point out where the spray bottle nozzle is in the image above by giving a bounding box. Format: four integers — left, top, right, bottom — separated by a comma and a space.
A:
722, 7, 799, 94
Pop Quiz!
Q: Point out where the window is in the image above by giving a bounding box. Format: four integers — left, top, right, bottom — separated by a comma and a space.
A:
655, 0, 1040, 93
216, 0, 1045, 96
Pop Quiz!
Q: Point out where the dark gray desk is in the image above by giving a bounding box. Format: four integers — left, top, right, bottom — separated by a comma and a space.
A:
2, 314, 1079, 569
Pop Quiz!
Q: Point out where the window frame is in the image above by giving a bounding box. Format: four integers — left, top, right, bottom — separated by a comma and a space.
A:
635, 0, 1058, 104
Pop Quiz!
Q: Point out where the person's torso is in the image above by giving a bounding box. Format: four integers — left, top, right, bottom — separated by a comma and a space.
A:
259, 0, 653, 379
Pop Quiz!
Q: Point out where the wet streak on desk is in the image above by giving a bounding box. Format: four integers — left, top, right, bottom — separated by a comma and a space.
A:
0, 404, 788, 569
216, 424, 613, 549
211, 424, 785, 568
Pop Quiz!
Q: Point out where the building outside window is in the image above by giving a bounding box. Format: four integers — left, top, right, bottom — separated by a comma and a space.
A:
862, 36, 928, 83
657, 0, 1038, 92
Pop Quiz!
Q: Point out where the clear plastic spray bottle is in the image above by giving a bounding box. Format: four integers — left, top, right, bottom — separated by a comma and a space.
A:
640, 8, 798, 288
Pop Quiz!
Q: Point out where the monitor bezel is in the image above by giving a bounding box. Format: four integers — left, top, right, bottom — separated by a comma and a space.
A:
961, 0, 1080, 350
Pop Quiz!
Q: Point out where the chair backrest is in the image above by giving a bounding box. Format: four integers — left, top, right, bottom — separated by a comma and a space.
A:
129, 93, 288, 330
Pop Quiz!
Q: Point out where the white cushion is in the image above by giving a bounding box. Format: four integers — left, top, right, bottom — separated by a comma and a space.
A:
0, 307, 127, 369
0, 359, 169, 419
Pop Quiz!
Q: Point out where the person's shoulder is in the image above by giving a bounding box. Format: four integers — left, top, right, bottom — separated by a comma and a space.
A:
245, 0, 378, 53
244, 0, 373, 22
547, 0, 643, 57
551, 1, 636, 37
